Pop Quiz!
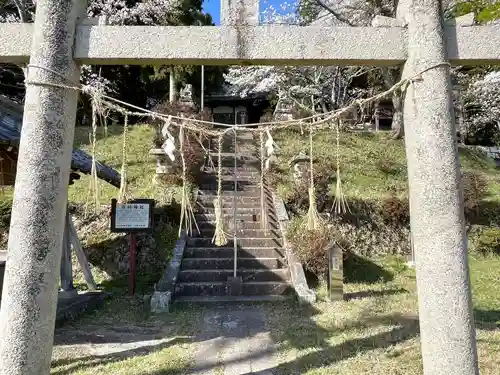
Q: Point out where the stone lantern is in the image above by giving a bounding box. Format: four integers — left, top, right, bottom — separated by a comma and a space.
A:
288, 152, 311, 183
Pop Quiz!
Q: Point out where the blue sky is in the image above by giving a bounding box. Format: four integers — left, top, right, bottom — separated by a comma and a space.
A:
202, 0, 221, 24
202, 0, 291, 25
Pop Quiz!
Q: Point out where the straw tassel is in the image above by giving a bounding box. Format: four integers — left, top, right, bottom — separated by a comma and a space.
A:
331, 120, 350, 215
117, 114, 129, 203
212, 134, 229, 246
178, 125, 200, 237
306, 126, 323, 230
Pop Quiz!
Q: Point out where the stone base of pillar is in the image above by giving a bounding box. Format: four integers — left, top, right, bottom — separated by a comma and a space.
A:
150, 291, 172, 313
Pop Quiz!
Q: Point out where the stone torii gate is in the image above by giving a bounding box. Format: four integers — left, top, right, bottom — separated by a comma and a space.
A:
0, 0, 498, 374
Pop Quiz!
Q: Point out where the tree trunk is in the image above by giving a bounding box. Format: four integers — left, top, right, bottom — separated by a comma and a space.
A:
391, 90, 404, 138
382, 66, 404, 139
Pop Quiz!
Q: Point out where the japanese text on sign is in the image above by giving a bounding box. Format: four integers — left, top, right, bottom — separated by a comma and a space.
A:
115, 203, 150, 229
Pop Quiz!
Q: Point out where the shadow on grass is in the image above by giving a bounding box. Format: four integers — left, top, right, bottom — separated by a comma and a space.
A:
474, 309, 500, 331
51, 337, 191, 375
344, 252, 394, 283
179, 302, 420, 375
458, 146, 495, 170
269, 310, 419, 375
344, 288, 407, 301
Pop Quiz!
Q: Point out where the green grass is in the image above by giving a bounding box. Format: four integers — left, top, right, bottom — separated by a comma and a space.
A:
273, 129, 500, 202
50, 255, 500, 375
51, 297, 201, 375
65, 124, 183, 290
69, 124, 176, 205
0, 124, 182, 210
267, 255, 500, 375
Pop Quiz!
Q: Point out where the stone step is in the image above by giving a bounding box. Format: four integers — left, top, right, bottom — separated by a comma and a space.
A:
197, 193, 273, 204
174, 295, 292, 304
203, 167, 261, 175
198, 181, 259, 191
187, 237, 283, 248
196, 200, 273, 210
181, 257, 285, 270
199, 175, 258, 184
196, 221, 273, 230
197, 190, 263, 197
178, 268, 290, 282
198, 228, 281, 238
196, 206, 262, 214
195, 213, 262, 222
198, 192, 273, 204
209, 152, 259, 159
196, 212, 277, 221
184, 246, 285, 259
211, 158, 261, 169
174, 281, 293, 297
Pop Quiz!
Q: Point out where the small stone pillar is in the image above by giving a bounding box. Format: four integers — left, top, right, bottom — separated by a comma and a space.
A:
289, 152, 311, 183
328, 238, 343, 302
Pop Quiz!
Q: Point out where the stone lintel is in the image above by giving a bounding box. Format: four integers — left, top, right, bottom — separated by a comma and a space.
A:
78, 25, 405, 66
1, 24, 500, 66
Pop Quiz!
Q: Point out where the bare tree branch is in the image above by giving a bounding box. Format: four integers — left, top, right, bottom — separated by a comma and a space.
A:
312, 0, 355, 26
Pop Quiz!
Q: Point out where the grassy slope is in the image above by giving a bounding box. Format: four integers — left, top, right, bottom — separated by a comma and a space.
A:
69, 125, 182, 287
0, 124, 164, 207
0, 124, 497, 373
70, 124, 158, 204
274, 129, 500, 203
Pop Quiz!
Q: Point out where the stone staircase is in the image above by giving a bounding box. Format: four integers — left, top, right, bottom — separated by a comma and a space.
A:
173, 132, 293, 303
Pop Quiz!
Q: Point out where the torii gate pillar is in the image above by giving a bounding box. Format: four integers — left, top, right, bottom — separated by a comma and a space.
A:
0, 0, 86, 373
399, 1, 479, 374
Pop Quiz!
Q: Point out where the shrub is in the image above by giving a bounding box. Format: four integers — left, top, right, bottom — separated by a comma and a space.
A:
462, 171, 488, 221
150, 101, 212, 184
286, 218, 343, 278
379, 195, 410, 227
471, 226, 500, 255
284, 164, 335, 215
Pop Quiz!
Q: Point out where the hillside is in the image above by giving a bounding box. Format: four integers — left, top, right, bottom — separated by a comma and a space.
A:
273, 129, 500, 204
269, 129, 500, 262
1, 125, 500, 282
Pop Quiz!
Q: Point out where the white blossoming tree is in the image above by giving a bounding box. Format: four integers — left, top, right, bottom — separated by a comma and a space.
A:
461, 70, 500, 145
1, 0, 222, 118
1, 0, 182, 97
225, 0, 368, 120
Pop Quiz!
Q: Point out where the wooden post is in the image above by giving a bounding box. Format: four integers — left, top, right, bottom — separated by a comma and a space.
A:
328, 240, 343, 301
59, 220, 75, 293
129, 233, 137, 295
66, 212, 97, 291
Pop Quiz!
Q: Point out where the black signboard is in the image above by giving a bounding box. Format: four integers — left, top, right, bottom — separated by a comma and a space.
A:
110, 198, 155, 233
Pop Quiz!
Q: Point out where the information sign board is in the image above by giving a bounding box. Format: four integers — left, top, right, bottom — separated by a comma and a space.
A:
110, 198, 155, 233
